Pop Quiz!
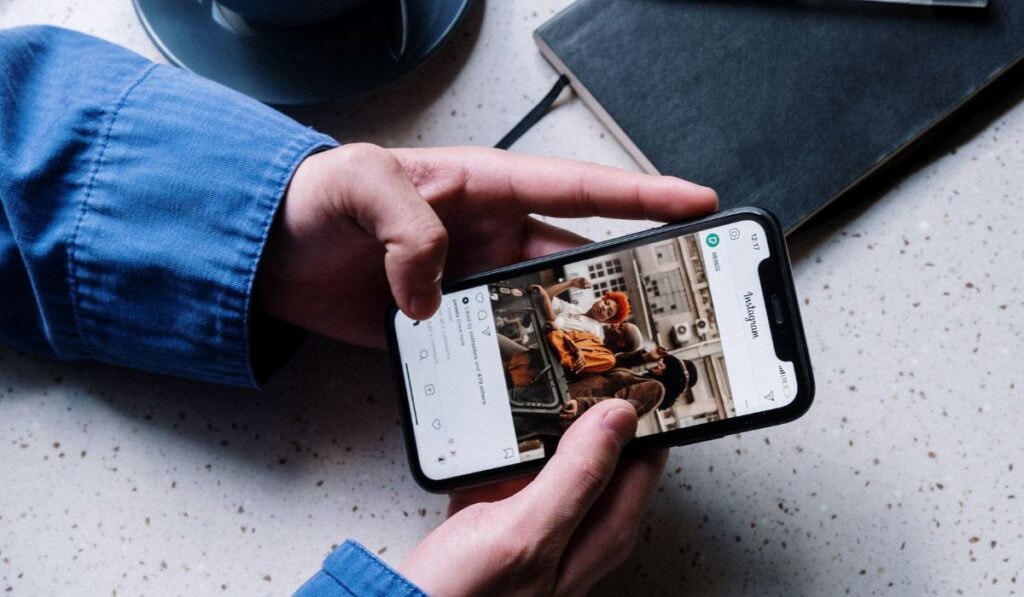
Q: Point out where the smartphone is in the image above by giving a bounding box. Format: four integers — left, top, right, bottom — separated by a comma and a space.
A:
387, 207, 814, 492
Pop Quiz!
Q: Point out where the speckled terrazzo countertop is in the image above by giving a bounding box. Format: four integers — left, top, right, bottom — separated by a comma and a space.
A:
2, 2, 1022, 595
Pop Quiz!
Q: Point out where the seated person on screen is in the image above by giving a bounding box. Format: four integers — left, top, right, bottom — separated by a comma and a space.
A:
645, 354, 700, 410
542, 276, 630, 340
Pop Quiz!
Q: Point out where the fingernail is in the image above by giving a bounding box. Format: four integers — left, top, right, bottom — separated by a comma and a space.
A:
602, 407, 637, 445
409, 288, 440, 319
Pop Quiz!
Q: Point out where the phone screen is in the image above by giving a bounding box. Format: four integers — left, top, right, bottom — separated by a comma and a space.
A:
394, 217, 801, 482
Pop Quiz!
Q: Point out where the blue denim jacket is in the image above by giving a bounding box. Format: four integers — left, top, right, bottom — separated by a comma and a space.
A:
0, 25, 425, 597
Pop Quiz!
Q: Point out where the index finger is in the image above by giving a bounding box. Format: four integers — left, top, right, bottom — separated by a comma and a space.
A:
393, 146, 718, 222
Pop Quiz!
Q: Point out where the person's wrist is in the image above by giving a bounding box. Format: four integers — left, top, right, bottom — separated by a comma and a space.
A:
257, 151, 323, 283
253, 148, 342, 320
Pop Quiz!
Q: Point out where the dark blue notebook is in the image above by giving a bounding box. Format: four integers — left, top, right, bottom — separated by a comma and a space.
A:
534, 0, 1024, 231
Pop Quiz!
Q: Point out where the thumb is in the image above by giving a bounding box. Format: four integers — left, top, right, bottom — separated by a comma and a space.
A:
510, 398, 638, 545
340, 144, 449, 320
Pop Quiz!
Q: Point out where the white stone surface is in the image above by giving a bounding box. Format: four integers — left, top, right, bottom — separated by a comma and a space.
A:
2, 1, 1022, 595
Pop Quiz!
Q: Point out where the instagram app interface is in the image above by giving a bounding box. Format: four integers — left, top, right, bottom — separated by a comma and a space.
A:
394, 289, 520, 480
396, 219, 797, 481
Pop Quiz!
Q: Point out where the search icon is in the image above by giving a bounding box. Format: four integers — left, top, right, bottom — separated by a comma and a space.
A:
418, 349, 429, 361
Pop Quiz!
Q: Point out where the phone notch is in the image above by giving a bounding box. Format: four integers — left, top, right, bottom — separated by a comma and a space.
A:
758, 258, 793, 361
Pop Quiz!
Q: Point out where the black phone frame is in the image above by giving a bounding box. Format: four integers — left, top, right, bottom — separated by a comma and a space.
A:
386, 207, 815, 493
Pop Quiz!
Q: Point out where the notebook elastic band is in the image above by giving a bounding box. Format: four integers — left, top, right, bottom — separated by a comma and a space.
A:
495, 75, 571, 150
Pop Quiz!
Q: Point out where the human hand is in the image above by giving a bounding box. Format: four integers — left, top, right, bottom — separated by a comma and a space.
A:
571, 351, 588, 374
645, 346, 669, 362
398, 399, 668, 596
560, 397, 580, 420
257, 144, 717, 347
570, 276, 592, 289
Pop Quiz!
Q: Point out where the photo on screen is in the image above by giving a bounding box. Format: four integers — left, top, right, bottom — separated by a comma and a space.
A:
487, 231, 736, 462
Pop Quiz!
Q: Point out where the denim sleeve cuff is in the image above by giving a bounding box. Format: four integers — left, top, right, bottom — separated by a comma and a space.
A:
295, 540, 427, 597
58, 60, 336, 387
